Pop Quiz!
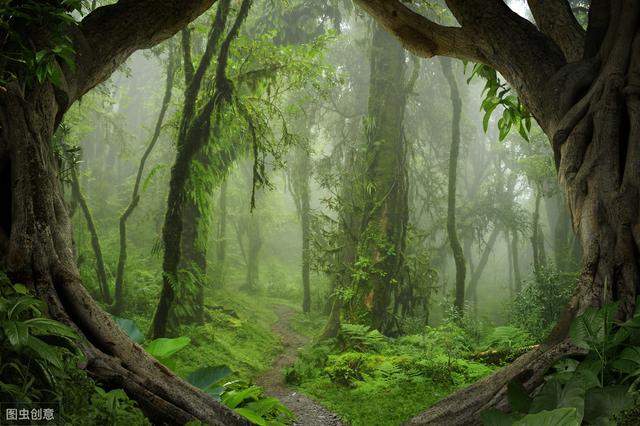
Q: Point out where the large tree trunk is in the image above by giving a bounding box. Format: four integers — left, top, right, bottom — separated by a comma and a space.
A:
408, 4, 640, 424
364, 23, 409, 333
0, 84, 246, 425
441, 57, 467, 315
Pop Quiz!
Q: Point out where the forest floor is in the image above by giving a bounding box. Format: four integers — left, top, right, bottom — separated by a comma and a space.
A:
256, 305, 343, 426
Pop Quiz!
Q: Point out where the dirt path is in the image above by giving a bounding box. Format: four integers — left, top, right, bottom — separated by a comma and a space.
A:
256, 305, 343, 426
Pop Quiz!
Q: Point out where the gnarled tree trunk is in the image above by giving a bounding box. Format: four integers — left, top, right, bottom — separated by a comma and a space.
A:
357, 0, 640, 423
0, 84, 246, 425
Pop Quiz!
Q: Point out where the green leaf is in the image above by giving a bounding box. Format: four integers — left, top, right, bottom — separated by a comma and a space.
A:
222, 385, 262, 409
113, 317, 145, 344
569, 303, 618, 350
144, 336, 190, 359
233, 407, 266, 426
186, 365, 232, 391
480, 408, 518, 426
584, 385, 634, 422
530, 378, 585, 421
508, 380, 532, 413
513, 407, 580, 426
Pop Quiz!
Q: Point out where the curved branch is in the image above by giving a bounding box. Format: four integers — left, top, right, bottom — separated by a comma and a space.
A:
72, 0, 217, 102
527, 0, 585, 62
353, 0, 485, 63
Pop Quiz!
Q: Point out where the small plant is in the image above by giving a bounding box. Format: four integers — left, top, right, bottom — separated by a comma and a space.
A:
337, 323, 386, 352
482, 300, 640, 425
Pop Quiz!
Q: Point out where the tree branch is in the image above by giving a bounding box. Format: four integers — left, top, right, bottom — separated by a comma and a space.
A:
353, 0, 485, 63
72, 0, 217, 103
527, 0, 585, 62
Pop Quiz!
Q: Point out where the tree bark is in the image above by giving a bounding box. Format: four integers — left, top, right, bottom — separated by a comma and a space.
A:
441, 57, 466, 316
363, 22, 409, 333
531, 188, 547, 275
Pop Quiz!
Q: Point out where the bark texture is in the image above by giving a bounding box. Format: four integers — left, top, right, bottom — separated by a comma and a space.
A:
363, 23, 409, 333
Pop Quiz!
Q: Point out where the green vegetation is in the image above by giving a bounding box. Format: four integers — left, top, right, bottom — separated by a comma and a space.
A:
2, 0, 639, 425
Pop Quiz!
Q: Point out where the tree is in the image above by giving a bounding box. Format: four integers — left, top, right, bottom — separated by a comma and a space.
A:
356, 0, 640, 423
150, 0, 252, 339
113, 47, 178, 315
440, 57, 466, 315
357, 22, 410, 333
0, 1, 246, 423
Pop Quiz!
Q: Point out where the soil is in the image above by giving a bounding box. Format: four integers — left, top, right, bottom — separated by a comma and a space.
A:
256, 305, 343, 426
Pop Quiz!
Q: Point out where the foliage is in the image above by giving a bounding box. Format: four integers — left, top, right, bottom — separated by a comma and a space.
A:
483, 301, 640, 425
480, 326, 534, 352
0, 279, 79, 403
0, 0, 83, 88
509, 266, 576, 340
466, 63, 532, 142
222, 381, 294, 425
0, 272, 148, 424
336, 323, 386, 352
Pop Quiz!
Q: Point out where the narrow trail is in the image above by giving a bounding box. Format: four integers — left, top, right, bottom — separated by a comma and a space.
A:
256, 305, 343, 426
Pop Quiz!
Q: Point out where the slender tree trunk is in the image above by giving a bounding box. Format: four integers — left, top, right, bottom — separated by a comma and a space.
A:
69, 163, 111, 304
300, 172, 311, 313
242, 211, 261, 292
441, 57, 466, 315
113, 51, 176, 314
506, 230, 514, 296
291, 143, 313, 313
531, 188, 547, 275
467, 226, 501, 309
150, 0, 249, 338
512, 228, 522, 293
214, 179, 228, 286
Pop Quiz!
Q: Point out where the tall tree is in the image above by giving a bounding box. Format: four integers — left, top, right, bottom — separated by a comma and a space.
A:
113, 47, 178, 314
357, 0, 640, 422
360, 22, 409, 333
0, 0, 247, 423
440, 57, 466, 315
150, 0, 252, 338
290, 142, 313, 313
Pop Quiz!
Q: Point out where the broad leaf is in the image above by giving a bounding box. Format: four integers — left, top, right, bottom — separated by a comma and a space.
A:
234, 407, 266, 426
508, 380, 532, 413
145, 336, 190, 359
480, 408, 519, 426
514, 407, 580, 426
584, 385, 633, 422
186, 365, 232, 391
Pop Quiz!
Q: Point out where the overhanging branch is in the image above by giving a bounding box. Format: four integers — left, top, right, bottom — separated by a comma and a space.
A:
353, 0, 486, 63
72, 0, 217, 103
